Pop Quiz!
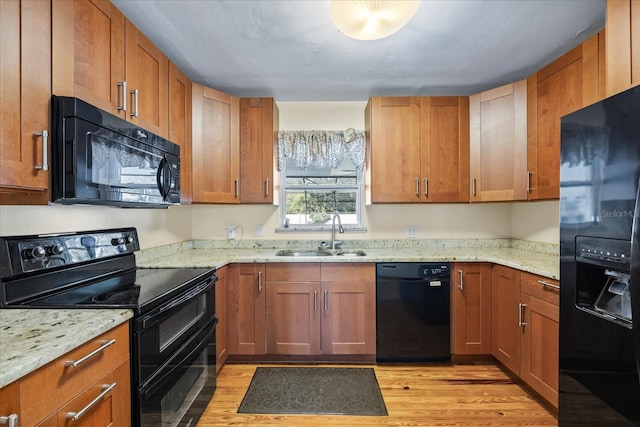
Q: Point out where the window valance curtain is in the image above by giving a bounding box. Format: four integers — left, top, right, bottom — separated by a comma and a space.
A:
277, 129, 366, 171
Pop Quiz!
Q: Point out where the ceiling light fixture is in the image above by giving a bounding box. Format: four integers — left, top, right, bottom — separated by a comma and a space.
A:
329, 0, 421, 41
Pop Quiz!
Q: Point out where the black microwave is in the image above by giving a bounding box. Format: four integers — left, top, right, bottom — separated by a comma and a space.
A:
51, 96, 180, 208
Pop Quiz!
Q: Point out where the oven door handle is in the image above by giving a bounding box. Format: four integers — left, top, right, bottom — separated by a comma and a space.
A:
139, 316, 218, 399
141, 275, 216, 330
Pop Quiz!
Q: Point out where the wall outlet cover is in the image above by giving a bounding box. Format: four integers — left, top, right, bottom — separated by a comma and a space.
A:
254, 225, 265, 236
227, 226, 237, 240
406, 226, 418, 238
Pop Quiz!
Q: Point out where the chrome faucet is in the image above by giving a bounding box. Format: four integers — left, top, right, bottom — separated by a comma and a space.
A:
331, 211, 345, 250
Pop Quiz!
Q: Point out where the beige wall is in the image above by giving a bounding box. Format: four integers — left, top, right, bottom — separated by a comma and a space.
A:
0, 102, 560, 246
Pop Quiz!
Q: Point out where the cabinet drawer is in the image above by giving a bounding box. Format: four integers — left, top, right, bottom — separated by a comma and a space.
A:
267, 263, 320, 282
521, 272, 559, 306
19, 322, 130, 426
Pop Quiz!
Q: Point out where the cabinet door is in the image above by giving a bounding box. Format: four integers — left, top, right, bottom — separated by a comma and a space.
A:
0, 382, 19, 427
228, 264, 265, 355
451, 263, 492, 355
215, 266, 228, 371
606, 0, 640, 96
0, 0, 51, 198
320, 264, 376, 355
52, 0, 126, 118
192, 84, 240, 203
420, 97, 470, 202
520, 293, 559, 408
367, 97, 422, 202
124, 20, 169, 137
240, 98, 278, 204
469, 80, 527, 202
169, 62, 193, 204
527, 31, 604, 200
491, 265, 521, 374
266, 281, 321, 355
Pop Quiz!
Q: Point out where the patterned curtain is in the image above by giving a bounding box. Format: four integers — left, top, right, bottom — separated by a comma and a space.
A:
278, 128, 366, 171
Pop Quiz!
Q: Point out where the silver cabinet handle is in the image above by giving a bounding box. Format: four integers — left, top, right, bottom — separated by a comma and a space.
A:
472, 177, 477, 196
527, 171, 534, 193
324, 290, 328, 311
0, 414, 18, 427
66, 383, 116, 421
415, 178, 420, 197
537, 280, 560, 290
234, 179, 239, 198
117, 81, 127, 112
65, 339, 116, 368
314, 290, 318, 311
130, 89, 139, 118
518, 303, 527, 327
458, 270, 463, 291
424, 177, 429, 197
257, 271, 263, 292
265, 178, 269, 197
34, 130, 48, 171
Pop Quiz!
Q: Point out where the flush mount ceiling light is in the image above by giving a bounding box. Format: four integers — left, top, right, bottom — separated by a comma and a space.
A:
329, 0, 421, 41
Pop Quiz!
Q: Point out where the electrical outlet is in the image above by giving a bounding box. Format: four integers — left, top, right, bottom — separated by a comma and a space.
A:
227, 226, 237, 240
406, 226, 418, 238
254, 225, 265, 236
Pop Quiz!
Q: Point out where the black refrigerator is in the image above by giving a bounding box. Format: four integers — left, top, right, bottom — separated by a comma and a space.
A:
559, 84, 640, 425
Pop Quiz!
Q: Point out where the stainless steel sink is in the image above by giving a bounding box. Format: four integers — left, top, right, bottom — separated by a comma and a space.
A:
275, 249, 366, 257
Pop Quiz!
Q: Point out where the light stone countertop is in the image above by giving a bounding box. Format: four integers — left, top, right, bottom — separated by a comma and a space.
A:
0, 309, 132, 389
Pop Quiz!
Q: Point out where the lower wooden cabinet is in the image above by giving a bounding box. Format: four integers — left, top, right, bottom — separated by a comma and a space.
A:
215, 265, 229, 370
0, 322, 130, 426
451, 263, 492, 355
491, 265, 521, 374
228, 263, 266, 355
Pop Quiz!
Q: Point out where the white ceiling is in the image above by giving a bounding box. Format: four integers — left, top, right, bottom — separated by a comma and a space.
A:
112, 0, 606, 101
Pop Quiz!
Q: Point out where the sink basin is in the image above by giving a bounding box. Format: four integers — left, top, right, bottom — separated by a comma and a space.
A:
275, 249, 366, 257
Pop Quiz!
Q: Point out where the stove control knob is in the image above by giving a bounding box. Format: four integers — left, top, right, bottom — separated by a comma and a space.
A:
126, 235, 135, 244
23, 246, 46, 260
46, 244, 65, 256
111, 237, 126, 246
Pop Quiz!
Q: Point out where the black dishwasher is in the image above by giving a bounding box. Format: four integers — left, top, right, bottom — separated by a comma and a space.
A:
376, 263, 450, 362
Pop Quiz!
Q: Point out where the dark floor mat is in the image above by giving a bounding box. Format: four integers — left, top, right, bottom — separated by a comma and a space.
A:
237, 367, 388, 416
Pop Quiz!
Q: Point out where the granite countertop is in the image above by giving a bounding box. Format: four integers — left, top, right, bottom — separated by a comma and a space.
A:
137, 239, 559, 280
0, 309, 132, 389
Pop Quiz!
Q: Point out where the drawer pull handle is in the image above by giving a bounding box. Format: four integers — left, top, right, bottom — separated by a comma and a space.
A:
34, 130, 49, 171
458, 270, 463, 291
324, 290, 328, 311
130, 88, 139, 118
65, 339, 116, 368
415, 177, 420, 197
258, 271, 263, 292
0, 414, 18, 427
314, 290, 318, 311
66, 383, 116, 421
117, 81, 127, 112
518, 303, 527, 327
537, 280, 560, 290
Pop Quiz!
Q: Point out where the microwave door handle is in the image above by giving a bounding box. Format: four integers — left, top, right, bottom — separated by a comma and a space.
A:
156, 156, 172, 201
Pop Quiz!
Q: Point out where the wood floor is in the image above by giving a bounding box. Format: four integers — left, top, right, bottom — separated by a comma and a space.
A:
197, 363, 558, 426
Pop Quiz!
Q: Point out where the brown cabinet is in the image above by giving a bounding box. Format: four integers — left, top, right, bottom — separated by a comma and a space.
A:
228, 264, 266, 355
192, 84, 240, 203
469, 81, 528, 202
0, 322, 130, 426
215, 265, 229, 371
527, 31, 605, 200
0, 0, 51, 204
606, 0, 640, 96
263, 263, 376, 357
451, 263, 492, 355
53, 0, 170, 137
240, 98, 279, 204
520, 272, 559, 408
491, 265, 521, 374
365, 96, 469, 203
169, 62, 193, 204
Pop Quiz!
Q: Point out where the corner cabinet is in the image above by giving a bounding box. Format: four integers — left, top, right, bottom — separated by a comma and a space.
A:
527, 31, 605, 200
469, 80, 528, 202
215, 265, 229, 371
606, 0, 640, 96
365, 96, 469, 203
240, 98, 279, 204
451, 263, 492, 355
192, 84, 240, 203
53, 0, 169, 138
0, 0, 51, 204
228, 264, 266, 355
491, 265, 521, 375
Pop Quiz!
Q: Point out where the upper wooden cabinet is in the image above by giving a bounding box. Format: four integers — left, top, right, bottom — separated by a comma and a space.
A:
451, 263, 492, 355
169, 62, 193, 204
0, 0, 51, 204
53, 0, 169, 137
240, 98, 279, 204
527, 31, 606, 200
192, 84, 240, 203
365, 96, 469, 203
606, 0, 640, 96
469, 80, 527, 202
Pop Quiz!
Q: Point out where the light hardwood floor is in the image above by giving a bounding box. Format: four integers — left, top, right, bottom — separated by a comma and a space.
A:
197, 363, 557, 426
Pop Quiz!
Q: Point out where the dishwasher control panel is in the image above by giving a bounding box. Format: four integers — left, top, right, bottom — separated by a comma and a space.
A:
422, 264, 448, 276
